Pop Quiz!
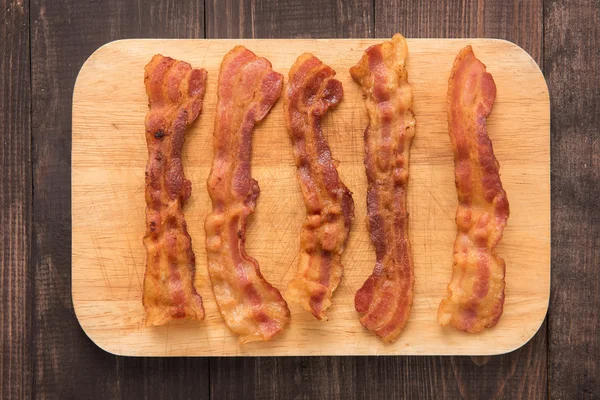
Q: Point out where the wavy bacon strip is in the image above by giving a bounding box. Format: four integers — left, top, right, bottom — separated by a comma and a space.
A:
350, 34, 416, 342
205, 46, 290, 343
437, 46, 509, 333
284, 54, 355, 320
142, 55, 207, 326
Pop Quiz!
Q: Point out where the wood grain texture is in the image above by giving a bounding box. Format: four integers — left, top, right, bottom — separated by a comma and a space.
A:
206, 0, 373, 38
72, 38, 549, 357
211, 337, 548, 400
545, 0, 600, 398
0, 1, 32, 399
374, 0, 543, 65
30, 1, 209, 399
19, 0, 596, 398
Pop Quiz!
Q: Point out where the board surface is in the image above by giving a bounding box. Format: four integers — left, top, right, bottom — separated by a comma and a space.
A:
72, 38, 550, 356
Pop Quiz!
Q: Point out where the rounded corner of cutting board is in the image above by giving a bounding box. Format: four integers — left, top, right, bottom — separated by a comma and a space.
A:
493, 314, 549, 356
481, 276, 550, 356
483, 39, 550, 102
72, 299, 133, 357
73, 39, 138, 98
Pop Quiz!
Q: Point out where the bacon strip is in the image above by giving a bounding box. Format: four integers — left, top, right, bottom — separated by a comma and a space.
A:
350, 34, 416, 342
205, 46, 290, 343
437, 46, 509, 333
142, 55, 207, 326
283, 54, 355, 320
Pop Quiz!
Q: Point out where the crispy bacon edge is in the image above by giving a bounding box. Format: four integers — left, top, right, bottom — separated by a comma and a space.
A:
204, 46, 290, 343
437, 46, 509, 333
283, 54, 355, 320
350, 34, 416, 342
142, 54, 207, 326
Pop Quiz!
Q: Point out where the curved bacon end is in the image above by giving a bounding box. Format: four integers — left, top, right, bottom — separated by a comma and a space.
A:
283, 54, 355, 320
437, 46, 509, 333
142, 55, 207, 326
350, 34, 416, 343
205, 46, 290, 343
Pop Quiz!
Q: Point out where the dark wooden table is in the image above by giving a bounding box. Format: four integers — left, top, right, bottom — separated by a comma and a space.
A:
1, 0, 598, 398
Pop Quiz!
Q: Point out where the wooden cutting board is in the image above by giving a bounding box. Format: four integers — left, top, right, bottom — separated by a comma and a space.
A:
72, 38, 550, 356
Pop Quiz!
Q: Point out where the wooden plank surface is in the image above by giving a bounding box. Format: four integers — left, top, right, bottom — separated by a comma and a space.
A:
72, 38, 550, 357
206, 0, 373, 38
30, 1, 209, 399
545, 0, 600, 397
8, 0, 594, 398
0, 1, 32, 399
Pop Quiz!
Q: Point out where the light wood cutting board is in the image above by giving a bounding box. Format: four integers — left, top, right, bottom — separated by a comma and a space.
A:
72, 38, 550, 356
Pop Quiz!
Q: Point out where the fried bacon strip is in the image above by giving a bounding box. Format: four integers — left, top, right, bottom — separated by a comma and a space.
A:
437, 46, 509, 333
205, 46, 290, 343
284, 54, 355, 320
142, 55, 207, 326
350, 34, 416, 342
